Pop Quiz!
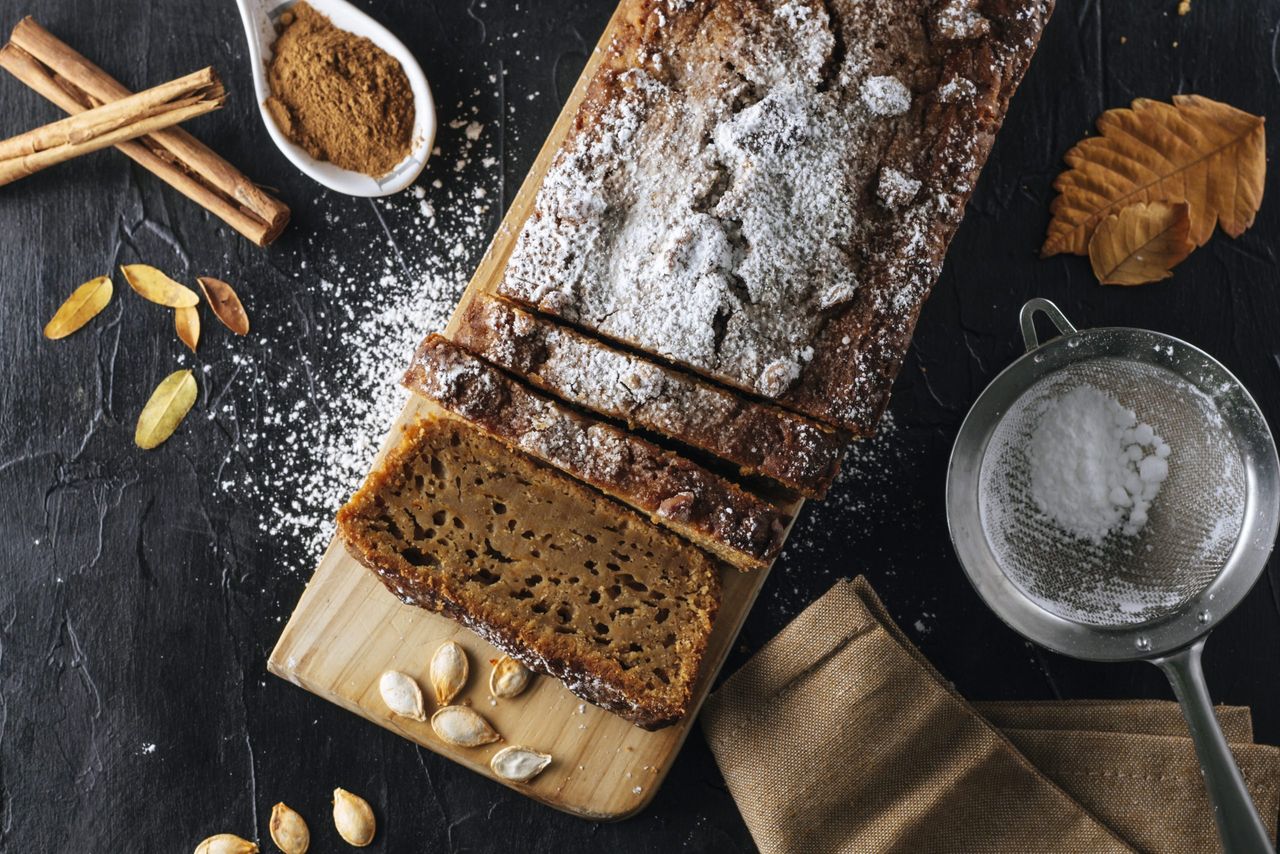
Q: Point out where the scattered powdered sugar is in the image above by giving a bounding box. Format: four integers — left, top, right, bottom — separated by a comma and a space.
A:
876, 168, 922, 210
933, 0, 992, 41
859, 75, 913, 117
1028, 385, 1172, 542
936, 76, 977, 103
220, 112, 499, 571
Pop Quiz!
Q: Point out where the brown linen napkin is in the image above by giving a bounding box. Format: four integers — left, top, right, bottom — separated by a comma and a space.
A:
1002, 727, 1280, 853
973, 699, 1254, 742
700, 577, 1132, 853
701, 576, 1280, 854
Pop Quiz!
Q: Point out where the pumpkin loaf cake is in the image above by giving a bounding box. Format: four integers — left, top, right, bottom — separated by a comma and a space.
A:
405, 334, 788, 571
337, 415, 720, 730
454, 295, 844, 498
497, 0, 1053, 433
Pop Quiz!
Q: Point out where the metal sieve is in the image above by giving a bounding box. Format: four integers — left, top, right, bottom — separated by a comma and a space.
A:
947, 299, 1280, 852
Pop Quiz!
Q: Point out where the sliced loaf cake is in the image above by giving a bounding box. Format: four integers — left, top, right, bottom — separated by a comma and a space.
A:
337, 415, 720, 729
454, 295, 844, 497
404, 334, 788, 572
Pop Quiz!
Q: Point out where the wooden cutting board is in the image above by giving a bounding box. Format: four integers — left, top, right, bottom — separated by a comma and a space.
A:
269, 0, 804, 820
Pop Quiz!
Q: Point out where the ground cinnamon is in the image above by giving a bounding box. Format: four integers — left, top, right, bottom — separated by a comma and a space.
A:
265, 2, 414, 178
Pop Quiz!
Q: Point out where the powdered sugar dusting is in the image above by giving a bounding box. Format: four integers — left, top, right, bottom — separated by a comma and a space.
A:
502, 0, 919, 400
859, 75, 913, 116
457, 297, 842, 494
222, 112, 499, 571
500, 0, 1049, 428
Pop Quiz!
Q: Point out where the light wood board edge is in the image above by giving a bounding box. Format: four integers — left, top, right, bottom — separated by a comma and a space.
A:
268, 0, 807, 820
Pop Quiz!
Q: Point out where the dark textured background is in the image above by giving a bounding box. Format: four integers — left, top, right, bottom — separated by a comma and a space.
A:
2, 0, 1279, 851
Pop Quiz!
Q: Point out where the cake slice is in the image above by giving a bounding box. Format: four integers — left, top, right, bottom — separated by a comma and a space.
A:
454, 295, 844, 497
337, 415, 720, 729
405, 334, 788, 571
497, 0, 1053, 433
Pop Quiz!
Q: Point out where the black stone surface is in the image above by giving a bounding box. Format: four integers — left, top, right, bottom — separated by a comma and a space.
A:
2, 1, 1279, 851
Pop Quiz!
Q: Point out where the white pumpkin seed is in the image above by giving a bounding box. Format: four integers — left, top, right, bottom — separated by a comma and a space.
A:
430, 640, 469, 705
431, 705, 500, 747
269, 802, 309, 854
378, 670, 426, 721
489, 655, 532, 699
193, 834, 258, 854
490, 745, 552, 783
332, 788, 375, 847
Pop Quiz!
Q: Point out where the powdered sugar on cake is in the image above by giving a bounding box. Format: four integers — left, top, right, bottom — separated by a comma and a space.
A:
499, 0, 1052, 426
503, 0, 916, 399
457, 298, 843, 494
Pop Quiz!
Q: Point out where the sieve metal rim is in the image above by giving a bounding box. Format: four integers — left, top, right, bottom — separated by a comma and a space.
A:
945, 300, 1280, 662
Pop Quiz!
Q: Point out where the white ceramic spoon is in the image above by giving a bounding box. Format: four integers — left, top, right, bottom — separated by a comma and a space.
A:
234, 0, 436, 197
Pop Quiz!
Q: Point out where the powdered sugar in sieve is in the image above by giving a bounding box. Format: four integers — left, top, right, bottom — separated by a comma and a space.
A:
977, 358, 1246, 627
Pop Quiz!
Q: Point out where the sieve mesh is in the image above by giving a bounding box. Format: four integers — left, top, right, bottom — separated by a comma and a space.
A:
978, 356, 1246, 627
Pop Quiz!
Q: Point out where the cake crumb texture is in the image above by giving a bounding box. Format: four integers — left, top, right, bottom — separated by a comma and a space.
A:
337, 415, 721, 729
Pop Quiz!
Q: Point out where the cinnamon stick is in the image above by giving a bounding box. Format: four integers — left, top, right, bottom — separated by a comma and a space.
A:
0, 17, 289, 245
0, 66, 225, 187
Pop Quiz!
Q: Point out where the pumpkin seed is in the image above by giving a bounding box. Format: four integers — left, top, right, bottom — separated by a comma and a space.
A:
430, 640, 468, 705
135, 369, 197, 450
43, 275, 112, 339
378, 670, 426, 721
332, 788, 375, 847
489, 656, 532, 699
431, 705, 500, 747
193, 834, 258, 854
198, 276, 249, 335
175, 305, 200, 352
490, 746, 552, 783
120, 264, 199, 307
269, 802, 309, 854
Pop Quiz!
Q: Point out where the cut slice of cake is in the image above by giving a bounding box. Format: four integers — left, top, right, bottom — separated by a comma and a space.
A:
404, 334, 788, 572
496, 0, 1053, 433
454, 295, 844, 497
337, 415, 720, 730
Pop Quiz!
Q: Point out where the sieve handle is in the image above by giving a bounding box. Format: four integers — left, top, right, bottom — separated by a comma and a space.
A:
1153, 638, 1275, 853
1019, 298, 1078, 353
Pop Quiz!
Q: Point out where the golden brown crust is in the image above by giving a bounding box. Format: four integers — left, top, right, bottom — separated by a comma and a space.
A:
404, 334, 788, 571
453, 296, 843, 498
337, 415, 721, 729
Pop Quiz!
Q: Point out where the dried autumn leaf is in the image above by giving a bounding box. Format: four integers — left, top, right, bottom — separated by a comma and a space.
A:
1089, 201, 1195, 286
198, 276, 249, 335
121, 263, 200, 308
1043, 95, 1265, 256
43, 275, 112, 339
135, 369, 197, 450
175, 306, 200, 352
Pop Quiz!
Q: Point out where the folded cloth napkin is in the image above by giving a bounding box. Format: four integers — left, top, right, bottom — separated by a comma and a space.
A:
700, 576, 1280, 854
973, 699, 1255, 742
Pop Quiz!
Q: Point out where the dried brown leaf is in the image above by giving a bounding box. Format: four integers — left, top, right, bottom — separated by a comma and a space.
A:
1043, 95, 1265, 256
1088, 201, 1195, 285
43, 275, 112, 339
135, 369, 197, 450
120, 264, 199, 307
175, 306, 200, 352
197, 276, 249, 335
